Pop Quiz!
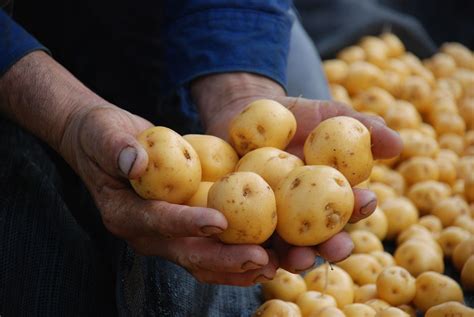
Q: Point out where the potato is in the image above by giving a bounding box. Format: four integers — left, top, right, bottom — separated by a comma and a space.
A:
185, 181, 213, 207
330, 84, 352, 106
381, 197, 419, 239
296, 291, 336, 317
207, 172, 276, 244
349, 230, 384, 254
394, 240, 444, 276
406, 180, 451, 215
433, 113, 466, 136
345, 61, 384, 95
459, 98, 474, 130
383, 59, 411, 78
396, 76, 431, 113
452, 214, 474, 234
452, 69, 474, 95
424, 53, 457, 78
441, 42, 474, 69
352, 87, 395, 116
428, 94, 458, 123
343, 303, 376, 317
371, 167, 406, 195
304, 263, 354, 308
397, 157, 439, 185
337, 254, 383, 285
370, 251, 395, 268
337, 45, 366, 63
313, 306, 345, 317
275, 166, 354, 246
235, 147, 303, 191
376, 266, 416, 306
438, 133, 465, 155
418, 123, 437, 139
380, 33, 405, 58
396, 305, 416, 317
413, 271, 464, 312
229, 99, 296, 156
262, 268, 307, 302
457, 156, 474, 179
431, 196, 470, 227
425, 301, 474, 317
354, 284, 378, 303
183, 134, 238, 182
364, 299, 390, 313
461, 255, 474, 290
396, 225, 439, 249
418, 215, 443, 238
399, 129, 439, 160
253, 299, 301, 317
383, 100, 421, 130
130, 126, 201, 203
375, 307, 410, 317
435, 156, 457, 185
304, 116, 373, 186
436, 77, 463, 100
380, 70, 402, 96
345, 207, 388, 240
452, 237, 474, 271
437, 226, 471, 257
323, 59, 349, 84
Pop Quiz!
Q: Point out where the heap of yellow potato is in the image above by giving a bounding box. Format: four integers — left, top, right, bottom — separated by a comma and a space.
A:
253, 34, 474, 317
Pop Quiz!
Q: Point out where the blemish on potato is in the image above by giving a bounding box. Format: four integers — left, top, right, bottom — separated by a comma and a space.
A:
299, 220, 311, 233
290, 178, 301, 189
278, 153, 288, 159
242, 185, 252, 197
325, 204, 341, 229
183, 149, 191, 160
257, 125, 265, 135
334, 178, 345, 187
165, 184, 174, 192
153, 161, 159, 169
147, 140, 155, 147
331, 156, 339, 169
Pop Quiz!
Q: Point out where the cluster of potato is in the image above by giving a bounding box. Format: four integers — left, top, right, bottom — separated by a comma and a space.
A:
252, 34, 474, 316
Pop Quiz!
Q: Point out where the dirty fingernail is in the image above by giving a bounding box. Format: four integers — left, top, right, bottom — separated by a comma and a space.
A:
360, 198, 377, 215
200, 225, 224, 236
241, 261, 263, 271
118, 147, 137, 177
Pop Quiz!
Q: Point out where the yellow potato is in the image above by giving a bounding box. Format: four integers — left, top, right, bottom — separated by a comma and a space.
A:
349, 230, 384, 254
437, 226, 470, 257
313, 306, 345, 317
461, 255, 474, 290
381, 197, 419, 240
452, 179, 465, 197
304, 116, 373, 186
345, 61, 384, 95
352, 87, 395, 116
418, 215, 443, 238
431, 196, 470, 227
304, 263, 354, 308
452, 69, 474, 95
229, 99, 297, 156
130, 126, 201, 203
380, 70, 402, 96
427, 94, 458, 124
262, 268, 307, 302
437, 149, 459, 165
383, 100, 421, 131
342, 303, 376, 317
438, 133, 465, 156
396, 224, 435, 246
399, 129, 439, 160
337, 254, 383, 285
275, 166, 354, 246
183, 134, 238, 182
253, 299, 301, 317
441, 42, 474, 69
435, 156, 457, 185
345, 207, 388, 240
364, 299, 390, 313
424, 53, 457, 78
436, 77, 463, 100
418, 123, 437, 139
413, 271, 464, 312
397, 157, 439, 185
360, 36, 389, 67
337, 45, 366, 64
396, 76, 431, 113
376, 266, 416, 306
425, 301, 474, 317
457, 156, 474, 179
375, 307, 410, 317
296, 291, 336, 317
380, 33, 405, 58
452, 237, 474, 271
330, 84, 353, 106
383, 59, 411, 78
459, 98, 474, 130
371, 166, 406, 195
406, 180, 451, 215
394, 240, 444, 276
207, 172, 276, 244
323, 59, 349, 84
354, 284, 378, 303
370, 251, 396, 268
235, 147, 303, 191
433, 113, 466, 136
185, 181, 213, 207
452, 214, 474, 234
396, 305, 416, 317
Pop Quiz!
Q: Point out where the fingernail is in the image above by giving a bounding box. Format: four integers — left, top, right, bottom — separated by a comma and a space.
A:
253, 275, 271, 284
118, 147, 137, 176
360, 198, 377, 215
200, 225, 224, 235
241, 261, 263, 270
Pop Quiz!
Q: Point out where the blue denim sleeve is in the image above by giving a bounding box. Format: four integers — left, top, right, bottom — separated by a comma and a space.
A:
0, 9, 49, 77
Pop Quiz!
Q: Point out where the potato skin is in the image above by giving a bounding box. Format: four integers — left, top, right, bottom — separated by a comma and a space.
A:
425, 301, 474, 317
252, 299, 301, 317
275, 166, 354, 246
130, 126, 201, 204
207, 171, 276, 244
304, 116, 373, 186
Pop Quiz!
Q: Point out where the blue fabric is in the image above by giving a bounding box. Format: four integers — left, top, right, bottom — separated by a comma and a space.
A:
0, 9, 49, 77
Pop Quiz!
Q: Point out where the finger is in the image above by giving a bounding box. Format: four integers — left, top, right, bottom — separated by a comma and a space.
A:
315, 231, 354, 263
350, 188, 378, 223
271, 235, 316, 273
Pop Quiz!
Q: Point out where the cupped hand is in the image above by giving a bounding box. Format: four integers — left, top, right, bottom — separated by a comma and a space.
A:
58, 105, 278, 286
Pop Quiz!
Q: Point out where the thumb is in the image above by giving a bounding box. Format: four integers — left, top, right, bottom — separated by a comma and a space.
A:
117, 141, 149, 179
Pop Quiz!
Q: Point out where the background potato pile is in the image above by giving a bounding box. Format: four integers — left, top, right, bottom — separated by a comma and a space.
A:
253, 34, 474, 316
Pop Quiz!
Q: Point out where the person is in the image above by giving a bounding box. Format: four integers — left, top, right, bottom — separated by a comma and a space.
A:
0, 1, 402, 315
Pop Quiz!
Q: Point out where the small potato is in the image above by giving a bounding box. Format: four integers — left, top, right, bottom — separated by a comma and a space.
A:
396, 305, 416, 317
424, 53, 457, 78
425, 301, 474, 317
436, 77, 463, 100
337, 45, 366, 63
452, 179, 465, 197
413, 271, 464, 312
375, 307, 410, 317
437, 226, 470, 257
397, 157, 439, 185
185, 181, 213, 207
207, 172, 276, 244
330, 84, 352, 106
364, 299, 390, 313
183, 134, 238, 182
304, 116, 373, 186
262, 268, 307, 302
130, 126, 201, 203
431, 196, 470, 227
275, 166, 354, 246
229, 99, 296, 156
452, 215, 474, 234
380, 70, 402, 96
396, 224, 435, 246
235, 147, 303, 191
399, 129, 439, 160
406, 180, 451, 215
360, 36, 389, 67
452, 236, 474, 271
383, 100, 421, 131
304, 263, 354, 308
435, 156, 457, 185
343, 303, 376, 317
345, 207, 388, 240
371, 167, 406, 195
253, 299, 301, 317
354, 284, 378, 303
296, 291, 336, 317
323, 59, 349, 84
337, 254, 383, 285
396, 76, 431, 113
457, 156, 474, 179
433, 113, 466, 136
380, 33, 405, 58
352, 87, 395, 116
376, 266, 416, 306
438, 133, 465, 156
452, 69, 474, 95
418, 123, 437, 139
461, 255, 474, 290
441, 42, 474, 69
394, 240, 444, 276
345, 61, 384, 95
459, 98, 474, 130
418, 215, 443, 238
437, 149, 459, 165
349, 230, 384, 254
381, 197, 419, 240
370, 251, 395, 268
383, 59, 411, 78
314, 306, 345, 317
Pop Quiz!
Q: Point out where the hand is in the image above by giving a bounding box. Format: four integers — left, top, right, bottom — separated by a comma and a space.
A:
192, 72, 403, 272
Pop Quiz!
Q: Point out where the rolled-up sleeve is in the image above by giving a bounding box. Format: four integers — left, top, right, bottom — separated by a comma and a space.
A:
0, 9, 49, 77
